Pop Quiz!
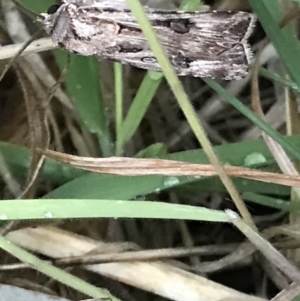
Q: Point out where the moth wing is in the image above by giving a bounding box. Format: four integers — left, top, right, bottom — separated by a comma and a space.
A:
50, 5, 254, 79
70, 0, 129, 10
96, 49, 249, 80
82, 9, 254, 43
86, 11, 254, 79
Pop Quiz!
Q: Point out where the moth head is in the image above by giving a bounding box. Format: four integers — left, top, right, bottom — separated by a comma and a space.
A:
38, 4, 62, 34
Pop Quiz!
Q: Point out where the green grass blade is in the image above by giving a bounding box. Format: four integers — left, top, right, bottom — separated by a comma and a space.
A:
259, 67, 300, 94
0, 199, 229, 222
117, 0, 202, 152
116, 72, 162, 152
242, 192, 294, 212
203, 78, 300, 161
114, 63, 124, 155
54, 52, 113, 156
249, 0, 300, 93
2, 136, 300, 199
180, 0, 202, 10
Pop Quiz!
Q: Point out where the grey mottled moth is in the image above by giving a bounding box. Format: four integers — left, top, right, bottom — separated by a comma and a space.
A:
40, 0, 256, 80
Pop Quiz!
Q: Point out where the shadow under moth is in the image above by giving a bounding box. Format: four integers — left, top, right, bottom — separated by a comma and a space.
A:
40, 0, 256, 80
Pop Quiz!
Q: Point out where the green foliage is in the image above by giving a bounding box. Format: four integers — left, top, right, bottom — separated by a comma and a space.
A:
2, 0, 300, 298
3, 0, 300, 220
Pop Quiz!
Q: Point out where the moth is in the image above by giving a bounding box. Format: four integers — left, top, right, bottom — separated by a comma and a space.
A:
40, 0, 256, 80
